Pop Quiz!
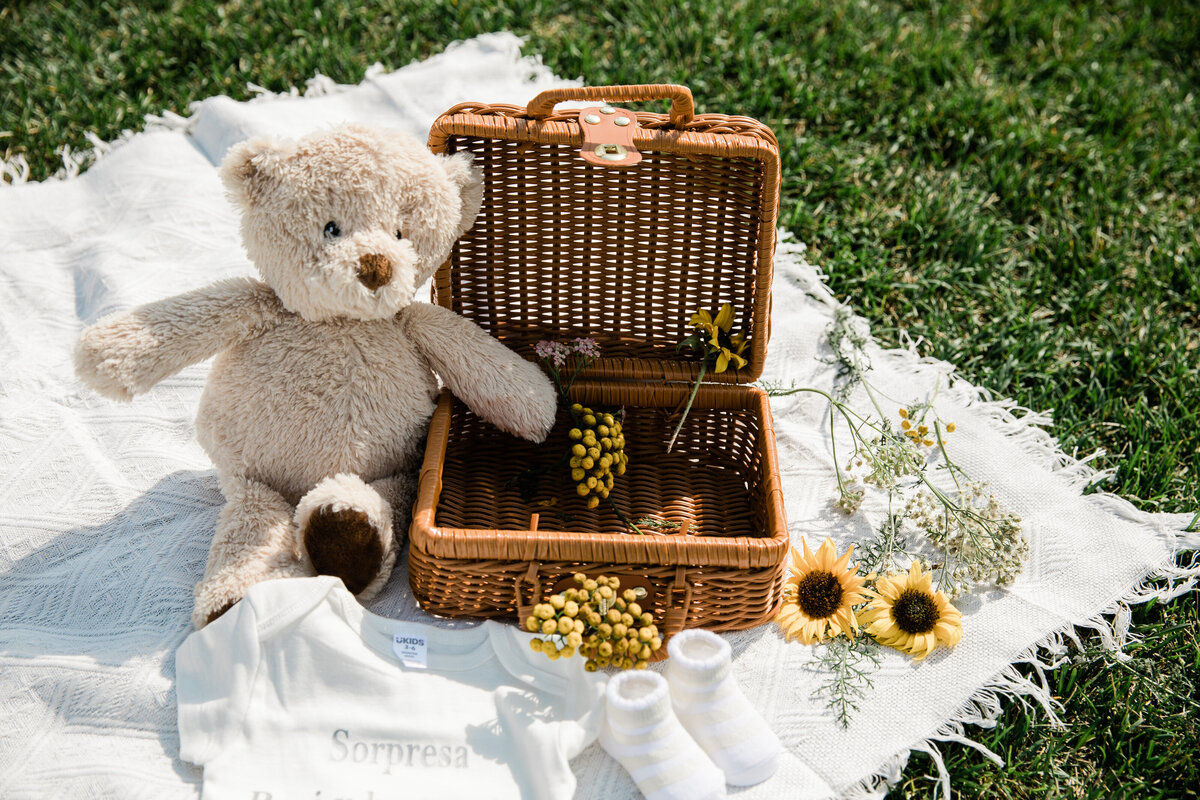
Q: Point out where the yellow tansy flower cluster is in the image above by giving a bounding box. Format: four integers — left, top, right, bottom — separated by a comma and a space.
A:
567, 404, 627, 509
526, 574, 661, 671
898, 407, 955, 448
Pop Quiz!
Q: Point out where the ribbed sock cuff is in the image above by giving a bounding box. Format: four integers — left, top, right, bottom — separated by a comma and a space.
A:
667, 629, 731, 687
605, 671, 673, 731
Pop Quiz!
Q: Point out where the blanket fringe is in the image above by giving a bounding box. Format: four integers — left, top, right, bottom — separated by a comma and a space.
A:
1, 33, 558, 187
1, 109, 192, 186
777, 235, 1200, 798
838, 534, 1200, 800
0, 63, 361, 185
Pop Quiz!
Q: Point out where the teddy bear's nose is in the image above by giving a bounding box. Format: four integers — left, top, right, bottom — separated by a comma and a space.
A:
356, 253, 393, 292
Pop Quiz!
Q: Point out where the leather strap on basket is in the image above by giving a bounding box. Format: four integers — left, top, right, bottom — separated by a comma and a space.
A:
527, 84, 695, 127
578, 106, 642, 167
513, 561, 542, 622
662, 565, 693, 636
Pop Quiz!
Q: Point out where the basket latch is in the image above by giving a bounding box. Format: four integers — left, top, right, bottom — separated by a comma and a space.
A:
578, 106, 642, 168
513, 561, 542, 622
662, 566, 694, 635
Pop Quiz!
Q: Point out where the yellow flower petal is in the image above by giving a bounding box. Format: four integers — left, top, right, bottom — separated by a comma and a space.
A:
814, 538, 835, 571
800, 538, 816, 566
714, 350, 730, 373
878, 580, 901, 601
776, 537, 866, 647
862, 564, 963, 661
714, 302, 734, 332
832, 607, 858, 637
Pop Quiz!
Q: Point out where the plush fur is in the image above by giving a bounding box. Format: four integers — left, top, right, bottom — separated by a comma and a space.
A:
74, 125, 556, 628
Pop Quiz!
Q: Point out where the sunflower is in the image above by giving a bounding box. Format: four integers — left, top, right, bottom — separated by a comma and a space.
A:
689, 302, 748, 373
775, 537, 868, 644
859, 562, 962, 660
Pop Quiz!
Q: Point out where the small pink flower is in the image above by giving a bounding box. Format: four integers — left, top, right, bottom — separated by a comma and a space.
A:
573, 337, 601, 360
534, 340, 570, 367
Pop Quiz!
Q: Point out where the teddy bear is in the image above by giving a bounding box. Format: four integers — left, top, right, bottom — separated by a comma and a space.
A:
74, 124, 557, 628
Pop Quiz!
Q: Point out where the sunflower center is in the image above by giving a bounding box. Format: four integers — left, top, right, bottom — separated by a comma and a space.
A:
892, 589, 939, 634
795, 571, 844, 619
716, 327, 733, 351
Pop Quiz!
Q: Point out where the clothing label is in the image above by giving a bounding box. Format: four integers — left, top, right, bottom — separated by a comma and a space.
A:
391, 628, 429, 669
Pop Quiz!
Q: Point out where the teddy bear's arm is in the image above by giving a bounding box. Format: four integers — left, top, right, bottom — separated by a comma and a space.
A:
401, 303, 557, 443
75, 277, 285, 401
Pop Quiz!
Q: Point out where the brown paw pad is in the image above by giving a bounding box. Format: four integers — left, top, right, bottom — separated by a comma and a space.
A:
303, 506, 384, 595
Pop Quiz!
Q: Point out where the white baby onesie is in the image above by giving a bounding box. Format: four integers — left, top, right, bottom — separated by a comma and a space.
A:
175, 576, 606, 800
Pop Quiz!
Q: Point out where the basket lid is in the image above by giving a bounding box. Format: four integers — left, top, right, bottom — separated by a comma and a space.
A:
428, 84, 780, 384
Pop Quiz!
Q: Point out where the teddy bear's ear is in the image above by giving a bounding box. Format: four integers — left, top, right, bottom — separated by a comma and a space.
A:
440, 152, 484, 239
219, 136, 296, 208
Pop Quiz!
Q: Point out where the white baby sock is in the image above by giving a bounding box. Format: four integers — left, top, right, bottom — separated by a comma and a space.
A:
667, 629, 782, 786
599, 670, 726, 800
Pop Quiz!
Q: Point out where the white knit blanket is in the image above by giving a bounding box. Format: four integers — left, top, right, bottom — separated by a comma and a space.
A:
1, 33, 1196, 800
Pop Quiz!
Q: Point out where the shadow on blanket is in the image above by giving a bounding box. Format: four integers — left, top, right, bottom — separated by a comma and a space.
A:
0, 470, 221, 663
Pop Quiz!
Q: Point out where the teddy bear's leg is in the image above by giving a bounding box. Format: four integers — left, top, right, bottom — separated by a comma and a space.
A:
363, 471, 417, 590
294, 473, 396, 602
192, 473, 312, 628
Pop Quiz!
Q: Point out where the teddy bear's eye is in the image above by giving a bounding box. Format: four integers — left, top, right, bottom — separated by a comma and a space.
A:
323, 221, 341, 239
395, 229, 404, 240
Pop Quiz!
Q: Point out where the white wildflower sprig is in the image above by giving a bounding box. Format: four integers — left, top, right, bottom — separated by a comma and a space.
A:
907, 481, 1028, 595
854, 511, 916, 578
766, 310, 1030, 599
760, 310, 1028, 728
812, 635, 881, 730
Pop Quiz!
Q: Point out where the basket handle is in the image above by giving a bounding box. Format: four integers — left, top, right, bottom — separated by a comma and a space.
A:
662, 566, 693, 636
527, 84, 695, 126
513, 561, 543, 625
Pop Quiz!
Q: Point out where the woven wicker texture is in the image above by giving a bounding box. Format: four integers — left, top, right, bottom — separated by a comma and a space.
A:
414, 381, 786, 558
428, 85, 780, 384
412, 86, 786, 634
410, 380, 788, 631
408, 552, 785, 635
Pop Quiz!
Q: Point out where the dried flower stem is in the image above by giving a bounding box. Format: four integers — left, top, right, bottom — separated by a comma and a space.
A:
666, 359, 706, 454
606, 496, 644, 535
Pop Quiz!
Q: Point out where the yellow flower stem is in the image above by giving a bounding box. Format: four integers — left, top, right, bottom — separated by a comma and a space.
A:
827, 404, 849, 499
550, 372, 571, 406
772, 386, 878, 498
882, 488, 900, 574
932, 420, 964, 492
769, 386, 1004, 551
665, 358, 707, 454
551, 357, 596, 423
861, 379, 890, 423
565, 357, 590, 397
937, 504, 955, 593
607, 496, 645, 535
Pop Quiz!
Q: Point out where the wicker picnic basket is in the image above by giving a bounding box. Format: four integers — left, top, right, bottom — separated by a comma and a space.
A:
410, 84, 788, 642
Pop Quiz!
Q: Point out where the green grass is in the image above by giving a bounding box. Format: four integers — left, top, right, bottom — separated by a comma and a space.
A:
3, 1, 1197, 796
